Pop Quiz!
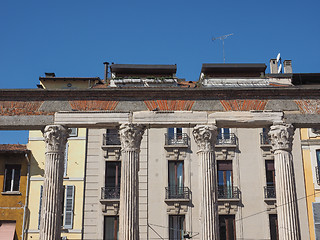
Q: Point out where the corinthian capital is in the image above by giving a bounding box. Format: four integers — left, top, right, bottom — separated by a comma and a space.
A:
193, 125, 217, 152
119, 123, 146, 151
269, 122, 294, 152
43, 125, 70, 152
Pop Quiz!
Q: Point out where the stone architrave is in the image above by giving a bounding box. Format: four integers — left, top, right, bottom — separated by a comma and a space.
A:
193, 125, 219, 240
119, 123, 146, 240
40, 125, 70, 240
269, 122, 301, 240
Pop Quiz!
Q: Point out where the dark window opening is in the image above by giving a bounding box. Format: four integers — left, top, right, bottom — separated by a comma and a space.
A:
219, 215, 236, 240
169, 215, 185, 240
104, 216, 119, 240
4, 164, 21, 192
269, 214, 279, 240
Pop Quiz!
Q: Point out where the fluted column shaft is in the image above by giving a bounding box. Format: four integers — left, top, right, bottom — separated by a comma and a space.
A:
269, 122, 301, 240
193, 125, 219, 240
119, 123, 146, 240
40, 125, 69, 240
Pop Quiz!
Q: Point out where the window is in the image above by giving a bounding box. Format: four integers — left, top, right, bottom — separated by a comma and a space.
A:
313, 202, 320, 240
269, 214, 279, 240
167, 128, 183, 145
3, 164, 21, 192
105, 129, 120, 145
38, 185, 75, 229
169, 215, 185, 240
104, 162, 121, 199
168, 161, 184, 198
69, 128, 78, 137
219, 215, 236, 240
265, 161, 276, 198
217, 161, 233, 198
64, 143, 68, 177
104, 216, 119, 240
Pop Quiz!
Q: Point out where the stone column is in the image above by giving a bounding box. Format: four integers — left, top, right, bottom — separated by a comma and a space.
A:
40, 125, 70, 240
193, 125, 219, 240
269, 122, 301, 240
119, 123, 146, 240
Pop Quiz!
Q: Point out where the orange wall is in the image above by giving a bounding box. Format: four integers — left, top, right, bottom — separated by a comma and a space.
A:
0, 153, 29, 240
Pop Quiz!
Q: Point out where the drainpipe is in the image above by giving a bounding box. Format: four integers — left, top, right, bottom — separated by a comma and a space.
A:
22, 153, 31, 240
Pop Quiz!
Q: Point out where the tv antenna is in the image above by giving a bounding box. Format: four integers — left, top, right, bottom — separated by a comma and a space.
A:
212, 33, 234, 63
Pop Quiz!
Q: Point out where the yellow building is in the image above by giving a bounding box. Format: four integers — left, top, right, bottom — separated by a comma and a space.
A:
26, 128, 86, 240
25, 74, 93, 240
301, 128, 320, 240
0, 144, 30, 240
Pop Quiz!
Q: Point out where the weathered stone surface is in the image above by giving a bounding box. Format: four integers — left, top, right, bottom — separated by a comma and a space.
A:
265, 100, 299, 111
115, 101, 148, 111
269, 123, 301, 240
284, 114, 320, 127
39, 101, 72, 112
119, 123, 146, 240
0, 115, 54, 130
40, 125, 70, 240
192, 100, 224, 111
193, 125, 219, 240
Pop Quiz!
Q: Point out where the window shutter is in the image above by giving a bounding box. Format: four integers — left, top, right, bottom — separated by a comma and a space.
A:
63, 185, 75, 229
38, 185, 43, 229
64, 143, 69, 177
313, 202, 320, 239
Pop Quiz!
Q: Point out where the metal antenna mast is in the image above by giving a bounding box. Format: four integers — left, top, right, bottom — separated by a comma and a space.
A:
212, 33, 234, 63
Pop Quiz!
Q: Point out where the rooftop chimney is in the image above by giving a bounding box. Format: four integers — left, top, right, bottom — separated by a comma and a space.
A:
103, 62, 109, 82
45, 72, 55, 78
283, 60, 292, 73
269, 59, 277, 74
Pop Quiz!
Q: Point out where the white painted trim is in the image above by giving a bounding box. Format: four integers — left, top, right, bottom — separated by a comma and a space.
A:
28, 136, 86, 141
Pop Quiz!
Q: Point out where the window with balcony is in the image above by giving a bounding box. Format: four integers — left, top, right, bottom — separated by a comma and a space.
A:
104, 216, 119, 240
167, 161, 187, 199
104, 129, 121, 146
166, 128, 188, 146
169, 215, 185, 240
260, 128, 271, 145
269, 214, 279, 240
218, 161, 234, 199
219, 215, 236, 240
3, 164, 21, 192
265, 160, 276, 199
217, 128, 236, 145
103, 161, 121, 199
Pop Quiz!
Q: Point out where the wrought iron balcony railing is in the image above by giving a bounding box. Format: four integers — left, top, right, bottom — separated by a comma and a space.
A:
165, 186, 190, 200
216, 133, 237, 145
165, 133, 189, 146
316, 166, 320, 185
218, 186, 240, 199
103, 133, 121, 146
260, 132, 271, 145
101, 187, 120, 199
264, 186, 276, 199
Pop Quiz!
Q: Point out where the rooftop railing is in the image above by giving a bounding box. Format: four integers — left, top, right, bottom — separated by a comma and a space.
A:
216, 133, 237, 145
101, 187, 120, 199
165, 186, 190, 200
264, 186, 276, 199
217, 186, 240, 199
165, 133, 189, 146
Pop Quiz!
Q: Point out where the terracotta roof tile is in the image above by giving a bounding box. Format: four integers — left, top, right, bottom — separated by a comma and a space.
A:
0, 144, 30, 153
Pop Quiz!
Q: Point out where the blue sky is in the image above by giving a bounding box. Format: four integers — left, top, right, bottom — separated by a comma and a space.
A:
0, 0, 319, 143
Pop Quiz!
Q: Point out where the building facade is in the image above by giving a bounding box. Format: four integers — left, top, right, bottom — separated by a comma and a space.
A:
0, 144, 30, 240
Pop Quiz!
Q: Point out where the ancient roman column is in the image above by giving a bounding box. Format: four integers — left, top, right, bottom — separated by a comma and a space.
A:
119, 123, 146, 240
40, 125, 70, 240
269, 122, 301, 240
193, 125, 219, 240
